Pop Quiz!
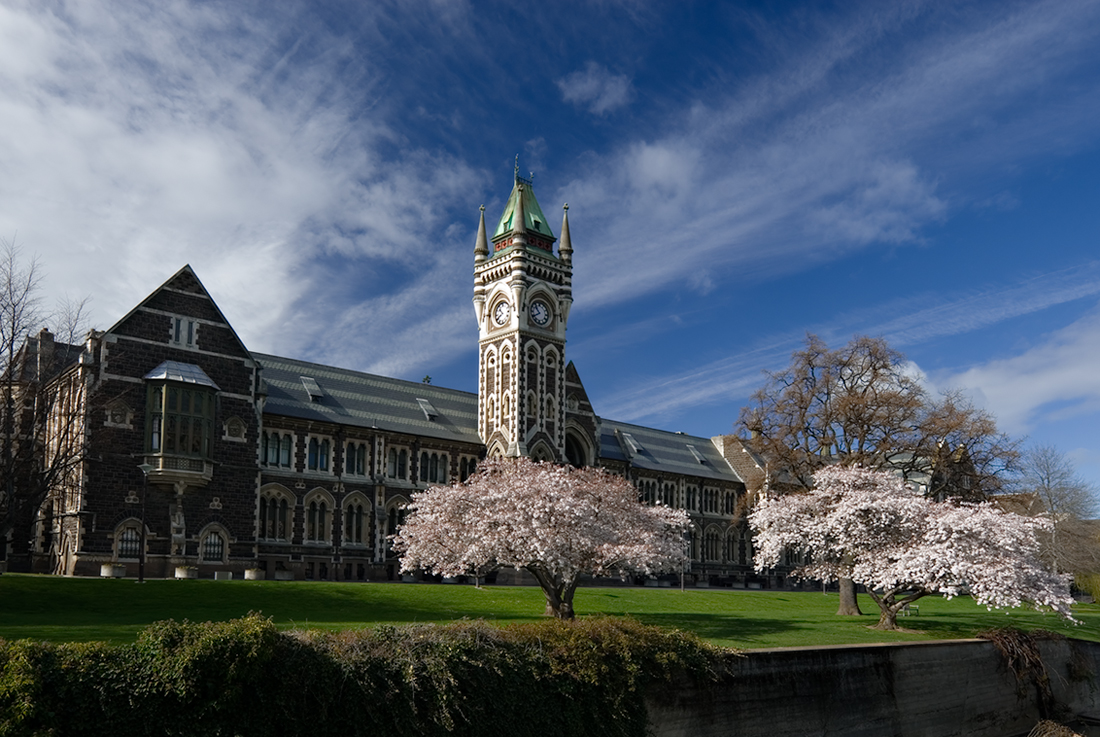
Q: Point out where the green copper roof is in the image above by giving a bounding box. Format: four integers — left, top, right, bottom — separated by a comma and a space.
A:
493, 178, 556, 240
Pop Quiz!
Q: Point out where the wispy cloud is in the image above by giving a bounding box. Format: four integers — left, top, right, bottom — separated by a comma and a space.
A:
597, 263, 1100, 424
937, 306, 1100, 434
559, 0, 1100, 311
0, 1, 482, 368
557, 62, 633, 115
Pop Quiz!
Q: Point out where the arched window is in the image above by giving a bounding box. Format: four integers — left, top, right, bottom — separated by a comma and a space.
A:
387, 448, 397, 477
261, 432, 269, 464
116, 525, 142, 559
386, 498, 409, 553
725, 530, 737, 564
705, 527, 721, 562
356, 444, 366, 475
459, 456, 476, 482
259, 488, 294, 541
307, 499, 329, 542
398, 450, 408, 479
343, 494, 370, 547
429, 453, 439, 483
420, 452, 430, 482
308, 438, 319, 470
201, 531, 226, 562
565, 433, 587, 468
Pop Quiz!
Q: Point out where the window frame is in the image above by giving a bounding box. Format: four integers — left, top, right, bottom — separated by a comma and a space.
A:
145, 381, 216, 459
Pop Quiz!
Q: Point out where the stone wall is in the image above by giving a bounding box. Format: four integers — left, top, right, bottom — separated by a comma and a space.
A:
647, 638, 1100, 737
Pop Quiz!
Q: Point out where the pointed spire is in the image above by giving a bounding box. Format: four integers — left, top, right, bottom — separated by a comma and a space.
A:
558, 203, 572, 264
512, 183, 528, 246
474, 205, 489, 263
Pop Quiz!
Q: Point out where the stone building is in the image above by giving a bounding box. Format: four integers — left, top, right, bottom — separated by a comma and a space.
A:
6, 169, 789, 586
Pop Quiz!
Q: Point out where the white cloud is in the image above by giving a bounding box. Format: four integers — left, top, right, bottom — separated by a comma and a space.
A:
0, 1, 481, 368
936, 306, 1100, 435
557, 62, 633, 115
596, 265, 1100, 425
557, 0, 1100, 312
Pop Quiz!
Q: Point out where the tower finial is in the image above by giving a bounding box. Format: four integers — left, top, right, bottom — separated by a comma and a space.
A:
514, 154, 520, 180
474, 204, 489, 262
559, 203, 573, 264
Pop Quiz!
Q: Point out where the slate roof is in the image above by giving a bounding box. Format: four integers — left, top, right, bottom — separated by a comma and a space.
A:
254, 353, 482, 445
598, 419, 743, 484
255, 353, 743, 484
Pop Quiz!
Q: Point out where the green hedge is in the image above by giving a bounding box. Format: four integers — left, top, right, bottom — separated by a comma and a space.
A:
0, 615, 729, 737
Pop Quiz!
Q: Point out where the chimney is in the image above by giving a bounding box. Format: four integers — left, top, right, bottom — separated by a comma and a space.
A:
37, 328, 55, 379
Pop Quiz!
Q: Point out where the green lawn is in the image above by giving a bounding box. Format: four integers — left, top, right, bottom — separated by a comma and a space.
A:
0, 573, 1095, 649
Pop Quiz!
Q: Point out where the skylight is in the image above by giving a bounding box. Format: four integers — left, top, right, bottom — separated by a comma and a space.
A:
687, 445, 707, 464
621, 432, 643, 455
300, 376, 324, 401
416, 398, 440, 421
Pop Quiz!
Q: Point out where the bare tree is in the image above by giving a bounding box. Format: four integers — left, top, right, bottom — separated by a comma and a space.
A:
1013, 444, 1100, 577
0, 238, 90, 573
738, 334, 1020, 616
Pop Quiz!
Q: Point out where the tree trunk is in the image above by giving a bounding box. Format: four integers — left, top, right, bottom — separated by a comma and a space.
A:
836, 576, 862, 616
867, 589, 925, 630
875, 607, 899, 630
528, 566, 576, 619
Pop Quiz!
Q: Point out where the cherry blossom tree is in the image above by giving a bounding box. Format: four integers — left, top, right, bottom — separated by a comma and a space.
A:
738, 334, 1020, 616
750, 466, 1074, 630
393, 458, 691, 619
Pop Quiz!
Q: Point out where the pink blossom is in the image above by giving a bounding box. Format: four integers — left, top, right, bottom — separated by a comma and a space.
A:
393, 458, 691, 618
750, 466, 1074, 628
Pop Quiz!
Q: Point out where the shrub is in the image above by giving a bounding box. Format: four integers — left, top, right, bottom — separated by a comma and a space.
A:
0, 614, 730, 737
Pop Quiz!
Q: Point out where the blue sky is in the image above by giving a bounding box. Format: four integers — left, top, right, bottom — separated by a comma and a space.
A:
2, 1, 1100, 488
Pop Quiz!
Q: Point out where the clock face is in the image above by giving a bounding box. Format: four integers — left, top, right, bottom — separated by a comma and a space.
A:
529, 301, 551, 326
493, 300, 511, 326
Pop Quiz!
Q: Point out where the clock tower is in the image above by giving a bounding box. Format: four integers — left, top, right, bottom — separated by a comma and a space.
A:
473, 164, 573, 460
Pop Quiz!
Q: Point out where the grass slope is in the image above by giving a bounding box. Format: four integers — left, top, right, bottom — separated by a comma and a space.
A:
0, 574, 1095, 648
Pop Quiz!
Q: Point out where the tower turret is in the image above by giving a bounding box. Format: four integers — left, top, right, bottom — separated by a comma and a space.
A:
474, 161, 573, 460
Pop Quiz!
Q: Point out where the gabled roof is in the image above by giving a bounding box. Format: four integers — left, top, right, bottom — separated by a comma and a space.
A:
106, 265, 251, 358
597, 419, 743, 484
254, 353, 482, 445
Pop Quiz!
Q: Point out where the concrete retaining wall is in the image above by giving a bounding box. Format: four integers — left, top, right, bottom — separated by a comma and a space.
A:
647, 638, 1100, 737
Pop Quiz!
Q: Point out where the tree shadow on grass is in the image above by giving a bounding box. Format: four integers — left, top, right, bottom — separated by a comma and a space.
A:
592, 611, 804, 647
